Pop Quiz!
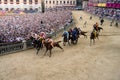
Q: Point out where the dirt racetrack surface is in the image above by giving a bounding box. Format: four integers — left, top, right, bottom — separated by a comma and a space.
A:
0, 11, 120, 80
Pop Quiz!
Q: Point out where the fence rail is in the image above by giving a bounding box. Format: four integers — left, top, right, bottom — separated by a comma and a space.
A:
0, 21, 75, 55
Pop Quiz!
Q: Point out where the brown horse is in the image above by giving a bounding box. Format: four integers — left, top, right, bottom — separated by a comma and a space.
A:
43, 41, 64, 57
90, 32, 99, 46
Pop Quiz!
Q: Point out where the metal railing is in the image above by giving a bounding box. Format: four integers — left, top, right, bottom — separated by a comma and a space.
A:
0, 43, 24, 55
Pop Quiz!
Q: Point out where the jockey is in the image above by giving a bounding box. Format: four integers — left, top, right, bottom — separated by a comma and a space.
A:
46, 36, 54, 48
62, 30, 69, 41
72, 28, 77, 40
62, 30, 69, 46
95, 22, 99, 31
74, 27, 79, 36
40, 32, 46, 39
93, 22, 99, 31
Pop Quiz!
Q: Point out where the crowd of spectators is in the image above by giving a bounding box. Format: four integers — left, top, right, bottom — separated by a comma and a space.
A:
89, 0, 120, 3
0, 7, 73, 44
85, 7, 120, 22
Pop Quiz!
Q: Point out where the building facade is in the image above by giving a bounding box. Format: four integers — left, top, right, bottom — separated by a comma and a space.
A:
0, 0, 41, 10
0, 0, 76, 11
42, 0, 76, 8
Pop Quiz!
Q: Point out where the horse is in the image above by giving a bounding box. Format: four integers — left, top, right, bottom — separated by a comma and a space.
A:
90, 32, 99, 46
43, 40, 64, 57
80, 31, 87, 38
30, 36, 43, 55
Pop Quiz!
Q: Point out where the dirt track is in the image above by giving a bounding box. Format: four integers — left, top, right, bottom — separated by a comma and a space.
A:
0, 11, 120, 80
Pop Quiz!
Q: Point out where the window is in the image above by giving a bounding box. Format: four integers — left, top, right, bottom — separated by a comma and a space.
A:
49, 1, 51, 4
10, 0, 13, 4
60, 1, 62, 4
4, 0, 7, 4
70, 1, 72, 5
35, 0, 38, 4
35, 8, 38, 11
73, 1, 75, 5
29, 0, 32, 4
46, 1, 47, 4
67, 1, 69, 4
16, 0, 19, 4
53, 1, 55, 4
5, 8, 8, 11
0, 0, 1, 4
56, 1, 58, 5
24, 8, 27, 11
24, 0, 27, 4
10, 8, 14, 11
63, 1, 65, 4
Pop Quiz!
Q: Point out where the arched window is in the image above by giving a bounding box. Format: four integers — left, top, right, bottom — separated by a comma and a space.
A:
67, 1, 69, 4
5, 8, 9, 11
24, 8, 27, 11
10, 8, 14, 11
53, 1, 55, 4
35, 8, 38, 11
60, 1, 62, 4
16, 0, 19, 4
49, 1, 51, 4
4, 0, 7, 4
35, 0, 38, 4
24, 0, 26, 4
10, 0, 13, 4
63, 1, 65, 4
56, 1, 58, 5
70, 1, 72, 5
29, 0, 32, 4
73, 1, 75, 5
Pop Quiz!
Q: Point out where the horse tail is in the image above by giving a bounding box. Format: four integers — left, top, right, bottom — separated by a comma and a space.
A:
99, 27, 103, 30
57, 41, 62, 43
101, 27, 103, 30
81, 31, 87, 33
84, 32, 87, 33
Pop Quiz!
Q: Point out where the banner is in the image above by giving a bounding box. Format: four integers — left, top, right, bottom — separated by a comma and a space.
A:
107, 3, 120, 8
97, 3, 102, 7
101, 3, 106, 7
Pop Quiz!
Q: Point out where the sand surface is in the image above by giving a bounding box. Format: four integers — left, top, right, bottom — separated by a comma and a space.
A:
0, 11, 120, 80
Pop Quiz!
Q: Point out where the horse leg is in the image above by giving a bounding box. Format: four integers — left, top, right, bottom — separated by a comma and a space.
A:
90, 39, 92, 46
96, 34, 99, 40
44, 48, 48, 56
68, 40, 70, 46
36, 48, 40, 55
49, 50, 52, 57
93, 39, 95, 45
57, 44, 64, 51
63, 41, 65, 46
97, 36, 99, 40
85, 35, 87, 38
84, 34, 86, 38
